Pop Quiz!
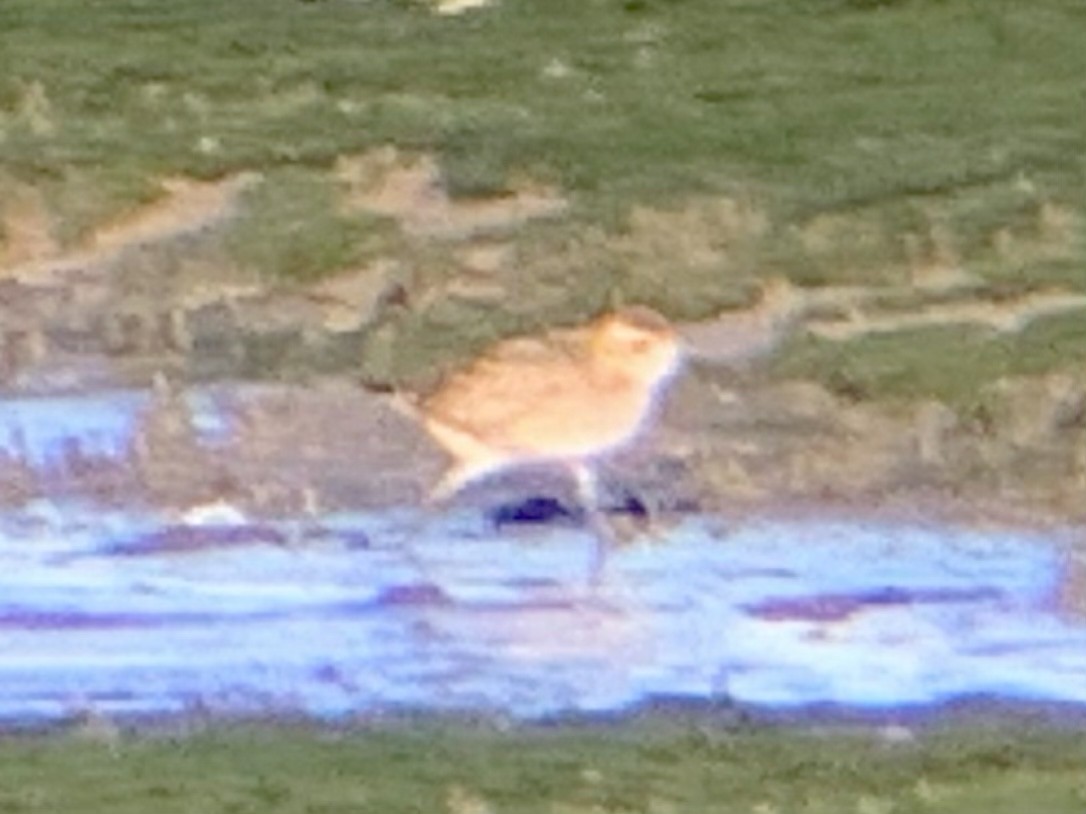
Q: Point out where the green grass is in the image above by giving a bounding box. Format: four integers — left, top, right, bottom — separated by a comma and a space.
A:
2, 0, 1085, 389
0, 719, 1084, 813
771, 311, 1086, 405
3, 0, 1085, 276
223, 167, 394, 284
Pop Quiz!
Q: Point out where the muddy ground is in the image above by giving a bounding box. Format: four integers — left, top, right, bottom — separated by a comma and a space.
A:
1, 161, 1085, 536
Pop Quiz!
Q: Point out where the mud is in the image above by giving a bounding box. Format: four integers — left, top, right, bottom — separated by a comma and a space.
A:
2, 162, 1085, 529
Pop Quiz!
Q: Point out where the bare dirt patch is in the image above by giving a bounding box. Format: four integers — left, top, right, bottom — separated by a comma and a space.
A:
805, 288, 1086, 341
0, 183, 58, 270
88, 174, 259, 255
336, 147, 568, 240
4, 173, 258, 286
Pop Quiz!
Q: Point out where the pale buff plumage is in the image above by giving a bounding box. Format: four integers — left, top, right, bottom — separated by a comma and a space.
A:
418, 306, 683, 503
406, 306, 683, 578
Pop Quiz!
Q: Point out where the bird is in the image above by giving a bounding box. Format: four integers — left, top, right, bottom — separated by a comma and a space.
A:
405, 305, 684, 579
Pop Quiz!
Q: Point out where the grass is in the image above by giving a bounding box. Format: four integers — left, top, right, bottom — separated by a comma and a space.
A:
1, 0, 1084, 385
3, 0, 1085, 265
223, 167, 393, 284
0, 718, 1084, 813
771, 311, 1086, 406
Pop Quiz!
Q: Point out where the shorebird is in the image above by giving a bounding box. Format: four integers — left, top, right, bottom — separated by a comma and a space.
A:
407, 305, 685, 578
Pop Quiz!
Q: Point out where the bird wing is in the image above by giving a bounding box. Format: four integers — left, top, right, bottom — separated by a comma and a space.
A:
420, 329, 592, 444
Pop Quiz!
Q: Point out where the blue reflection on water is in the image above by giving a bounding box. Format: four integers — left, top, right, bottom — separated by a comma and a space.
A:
0, 389, 228, 468
0, 505, 1083, 724
1, 386, 1084, 724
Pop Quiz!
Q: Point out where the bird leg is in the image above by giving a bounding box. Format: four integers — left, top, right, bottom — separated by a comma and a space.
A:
426, 465, 471, 507
571, 462, 618, 585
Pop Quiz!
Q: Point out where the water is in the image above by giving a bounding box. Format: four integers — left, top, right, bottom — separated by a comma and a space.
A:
0, 504, 1083, 724
0, 388, 228, 469
1, 387, 1084, 725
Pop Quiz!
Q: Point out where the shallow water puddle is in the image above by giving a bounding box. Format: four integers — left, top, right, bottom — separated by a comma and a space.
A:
1, 388, 1085, 724
0, 388, 228, 469
0, 505, 1083, 723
